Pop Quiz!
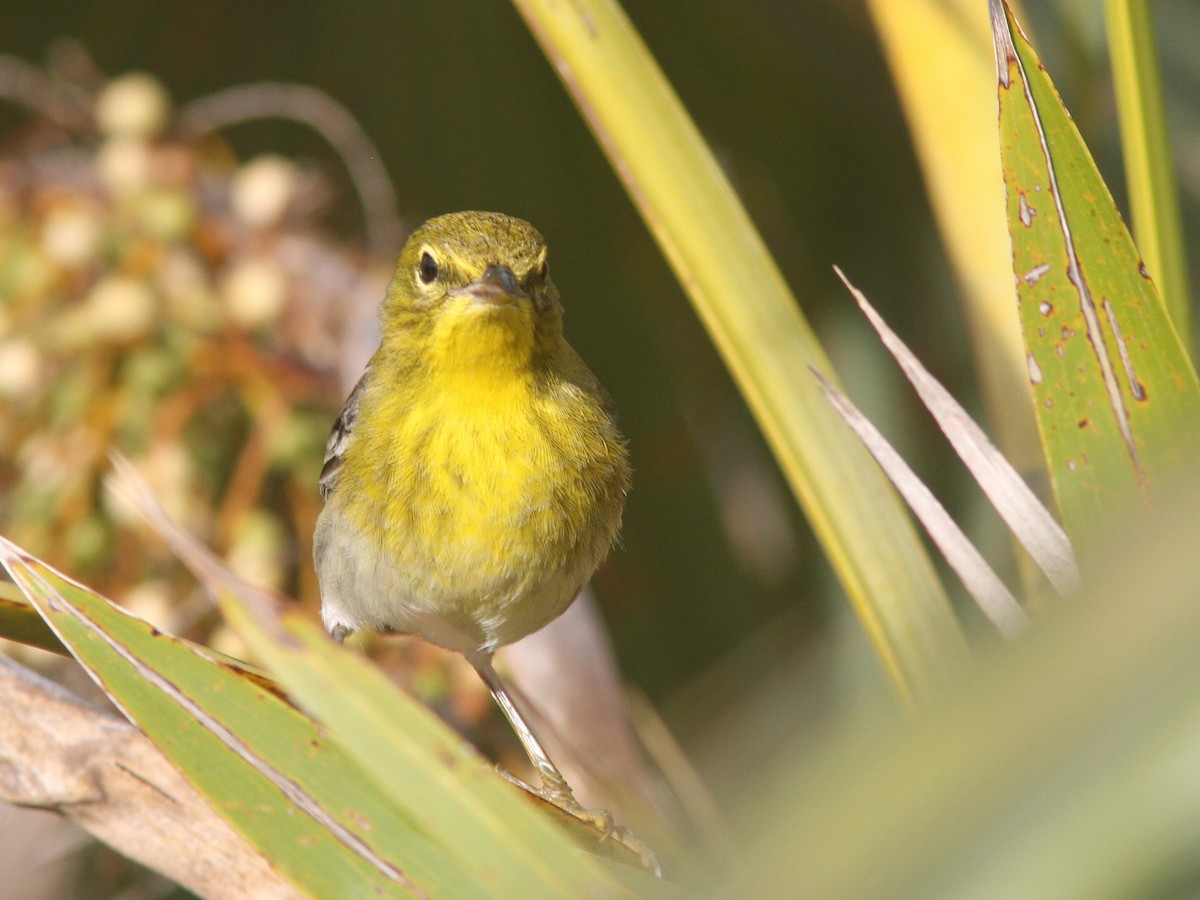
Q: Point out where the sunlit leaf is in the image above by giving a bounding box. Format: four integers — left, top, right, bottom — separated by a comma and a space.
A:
0, 539, 486, 897
992, 0, 1200, 541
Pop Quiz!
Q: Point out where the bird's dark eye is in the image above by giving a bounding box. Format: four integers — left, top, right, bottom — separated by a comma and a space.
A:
418, 252, 439, 284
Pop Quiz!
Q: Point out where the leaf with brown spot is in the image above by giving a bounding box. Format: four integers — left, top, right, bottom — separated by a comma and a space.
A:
992, 0, 1200, 541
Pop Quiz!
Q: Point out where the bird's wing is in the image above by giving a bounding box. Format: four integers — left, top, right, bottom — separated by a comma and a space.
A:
319, 368, 370, 501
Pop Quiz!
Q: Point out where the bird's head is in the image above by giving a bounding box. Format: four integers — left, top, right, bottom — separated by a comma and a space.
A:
380, 211, 563, 373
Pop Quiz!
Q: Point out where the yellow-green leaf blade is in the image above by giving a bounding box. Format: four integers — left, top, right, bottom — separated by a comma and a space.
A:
1104, 0, 1193, 342
223, 598, 665, 893
511, 0, 968, 704
108, 459, 663, 895
992, 0, 1200, 539
0, 540, 484, 897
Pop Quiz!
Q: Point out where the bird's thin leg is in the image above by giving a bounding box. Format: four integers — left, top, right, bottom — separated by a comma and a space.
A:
468, 652, 581, 808
470, 651, 666, 877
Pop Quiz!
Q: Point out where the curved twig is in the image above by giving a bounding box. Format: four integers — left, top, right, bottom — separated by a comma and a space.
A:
176, 83, 402, 256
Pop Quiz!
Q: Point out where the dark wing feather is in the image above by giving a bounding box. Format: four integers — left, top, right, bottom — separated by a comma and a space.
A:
319, 368, 370, 501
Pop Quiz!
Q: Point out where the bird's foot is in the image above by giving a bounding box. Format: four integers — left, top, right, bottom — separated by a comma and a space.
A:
496, 767, 662, 878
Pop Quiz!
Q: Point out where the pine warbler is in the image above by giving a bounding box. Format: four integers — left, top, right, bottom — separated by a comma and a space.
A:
313, 211, 630, 812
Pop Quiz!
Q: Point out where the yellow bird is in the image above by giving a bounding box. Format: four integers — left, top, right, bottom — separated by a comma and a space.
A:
313, 211, 630, 811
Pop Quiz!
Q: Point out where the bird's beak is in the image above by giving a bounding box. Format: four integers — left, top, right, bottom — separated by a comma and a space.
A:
464, 264, 524, 306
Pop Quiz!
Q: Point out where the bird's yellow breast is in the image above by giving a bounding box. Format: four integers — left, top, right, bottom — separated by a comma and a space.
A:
332, 359, 627, 649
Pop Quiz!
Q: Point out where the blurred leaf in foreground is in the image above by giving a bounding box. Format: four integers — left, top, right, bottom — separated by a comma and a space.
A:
729, 472, 1200, 898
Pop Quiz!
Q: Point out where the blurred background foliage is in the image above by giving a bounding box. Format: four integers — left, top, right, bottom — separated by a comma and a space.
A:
1, 0, 1200, 894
